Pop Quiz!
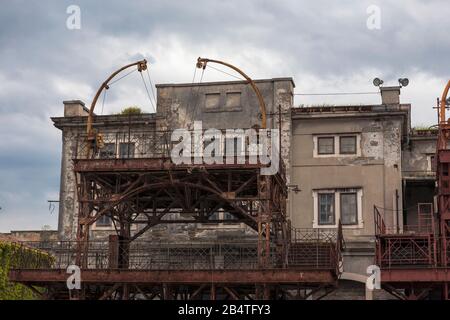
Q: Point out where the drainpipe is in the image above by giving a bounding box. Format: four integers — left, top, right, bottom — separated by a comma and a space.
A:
395, 189, 400, 233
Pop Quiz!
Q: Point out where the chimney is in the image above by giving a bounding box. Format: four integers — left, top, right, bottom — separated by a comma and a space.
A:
63, 100, 89, 117
380, 86, 401, 105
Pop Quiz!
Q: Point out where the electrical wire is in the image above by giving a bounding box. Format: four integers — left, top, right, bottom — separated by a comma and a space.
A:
206, 64, 245, 81
190, 67, 205, 121
108, 68, 137, 87
140, 72, 156, 113
184, 65, 198, 127
100, 88, 107, 115
145, 68, 157, 107
294, 92, 379, 96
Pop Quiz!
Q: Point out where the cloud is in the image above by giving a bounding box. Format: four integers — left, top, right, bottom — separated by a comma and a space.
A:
0, 0, 449, 231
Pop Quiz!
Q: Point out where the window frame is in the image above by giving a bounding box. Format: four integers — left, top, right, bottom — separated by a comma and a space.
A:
339, 136, 357, 155
317, 192, 336, 225
313, 188, 363, 229
313, 134, 361, 158
340, 192, 358, 225
317, 136, 335, 155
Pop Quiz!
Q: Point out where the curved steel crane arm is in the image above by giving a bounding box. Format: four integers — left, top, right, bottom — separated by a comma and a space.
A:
196, 57, 267, 129
86, 59, 148, 138
440, 80, 450, 125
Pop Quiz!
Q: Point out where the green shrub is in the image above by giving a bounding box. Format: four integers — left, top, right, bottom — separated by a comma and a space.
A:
0, 241, 54, 300
120, 106, 142, 115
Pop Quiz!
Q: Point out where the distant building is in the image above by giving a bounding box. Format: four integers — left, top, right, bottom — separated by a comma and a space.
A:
0, 230, 58, 242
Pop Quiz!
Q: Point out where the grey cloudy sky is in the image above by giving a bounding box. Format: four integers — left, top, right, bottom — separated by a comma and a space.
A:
0, 0, 449, 232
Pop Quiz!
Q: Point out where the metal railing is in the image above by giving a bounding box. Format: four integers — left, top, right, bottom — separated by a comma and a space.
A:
374, 206, 439, 267
10, 236, 340, 271
73, 128, 285, 173
377, 236, 437, 267
374, 206, 435, 236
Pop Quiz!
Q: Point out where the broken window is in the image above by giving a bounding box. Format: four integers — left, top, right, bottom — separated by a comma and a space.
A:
99, 143, 116, 159
339, 136, 357, 154
340, 192, 358, 225
317, 137, 335, 154
119, 142, 135, 158
318, 193, 335, 225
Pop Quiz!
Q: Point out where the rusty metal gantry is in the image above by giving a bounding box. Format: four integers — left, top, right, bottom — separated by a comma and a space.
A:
8, 59, 343, 300
374, 80, 450, 300
9, 127, 343, 300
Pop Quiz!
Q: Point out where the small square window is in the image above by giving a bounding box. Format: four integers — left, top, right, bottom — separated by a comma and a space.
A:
339, 136, 357, 154
226, 92, 241, 109
205, 93, 220, 110
318, 137, 335, 155
340, 192, 358, 225
318, 193, 335, 225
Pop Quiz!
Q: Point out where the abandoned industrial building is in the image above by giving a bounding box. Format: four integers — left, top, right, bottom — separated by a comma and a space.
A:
7, 58, 450, 300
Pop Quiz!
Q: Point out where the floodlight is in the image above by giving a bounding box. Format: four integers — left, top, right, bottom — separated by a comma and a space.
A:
398, 78, 409, 87
373, 78, 384, 87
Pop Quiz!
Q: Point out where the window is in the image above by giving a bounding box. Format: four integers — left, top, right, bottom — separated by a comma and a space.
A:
96, 215, 112, 227
339, 136, 357, 154
225, 92, 241, 109
427, 154, 436, 172
318, 193, 335, 225
119, 142, 135, 158
317, 137, 335, 155
340, 193, 358, 225
314, 134, 360, 157
205, 93, 220, 110
313, 188, 363, 228
99, 143, 116, 159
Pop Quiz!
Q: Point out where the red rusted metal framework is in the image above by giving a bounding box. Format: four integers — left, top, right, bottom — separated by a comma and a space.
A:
9, 127, 344, 300
375, 80, 450, 300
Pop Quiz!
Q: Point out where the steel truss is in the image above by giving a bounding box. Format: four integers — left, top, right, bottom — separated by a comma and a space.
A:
9, 127, 343, 299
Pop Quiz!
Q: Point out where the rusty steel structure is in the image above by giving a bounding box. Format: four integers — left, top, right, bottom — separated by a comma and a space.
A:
375, 80, 450, 300
8, 127, 344, 300
8, 59, 344, 300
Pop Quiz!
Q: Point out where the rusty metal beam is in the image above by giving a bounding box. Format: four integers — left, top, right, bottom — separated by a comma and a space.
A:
9, 269, 336, 285
73, 158, 267, 173
381, 268, 450, 282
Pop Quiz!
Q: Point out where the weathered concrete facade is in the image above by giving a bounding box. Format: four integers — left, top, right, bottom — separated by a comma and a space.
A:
52, 101, 158, 240
156, 78, 294, 181
289, 104, 410, 299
